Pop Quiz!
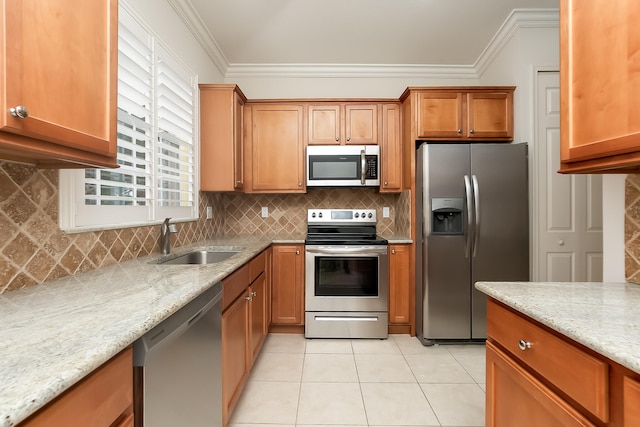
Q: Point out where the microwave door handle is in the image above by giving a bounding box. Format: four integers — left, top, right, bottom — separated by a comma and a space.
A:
361, 149, 366, 185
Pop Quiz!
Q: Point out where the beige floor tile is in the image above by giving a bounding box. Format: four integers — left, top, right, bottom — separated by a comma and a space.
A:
453, 354, 486, 384
404, 354, 475, 384
420, 383, 486, 426
305, 338, 353, 354
249, 352, 304, 382
261, 333, 307, 353
302, 353, 358, 382
355, 354, 416, 382
352, 337, 402, 354
444, 343, 486, 357
361, 382, 440, 426
297, 382, 367, 425
228, 381, 300, 425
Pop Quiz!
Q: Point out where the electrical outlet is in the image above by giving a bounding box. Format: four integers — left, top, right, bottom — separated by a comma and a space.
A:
383, 207, 390, 218
261, 207, 268, 218
206, 206, 213, 219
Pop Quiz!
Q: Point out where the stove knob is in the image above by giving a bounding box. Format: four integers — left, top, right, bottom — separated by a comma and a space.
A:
318, 212, 323, 218
368, 212, 373, 218
361, 212, 366, 219
354, 212, 359, 218
312, 213, 316, 218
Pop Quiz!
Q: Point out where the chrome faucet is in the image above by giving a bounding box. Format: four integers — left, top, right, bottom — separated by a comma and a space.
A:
160, 218, 178, 255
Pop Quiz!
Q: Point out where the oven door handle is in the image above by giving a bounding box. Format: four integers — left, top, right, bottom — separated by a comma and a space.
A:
305, 247, 388, 256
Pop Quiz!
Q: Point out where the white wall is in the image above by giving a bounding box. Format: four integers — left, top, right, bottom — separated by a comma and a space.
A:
127, 0, 224, 83
603, 175, 626, 281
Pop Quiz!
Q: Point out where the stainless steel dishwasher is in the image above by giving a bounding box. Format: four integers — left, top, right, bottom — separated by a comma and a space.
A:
133, 282, 223, 427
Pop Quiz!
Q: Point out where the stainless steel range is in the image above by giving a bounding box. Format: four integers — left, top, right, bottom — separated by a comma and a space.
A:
304, 209, 389, 339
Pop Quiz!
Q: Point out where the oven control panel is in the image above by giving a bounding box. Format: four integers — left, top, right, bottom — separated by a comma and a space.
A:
308, 209, 377, 223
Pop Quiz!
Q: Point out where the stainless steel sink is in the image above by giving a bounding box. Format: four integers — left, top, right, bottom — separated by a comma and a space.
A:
152, 247, 244, 265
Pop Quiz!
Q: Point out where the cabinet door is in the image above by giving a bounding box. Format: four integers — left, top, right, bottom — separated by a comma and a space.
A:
417, 92, 464, 139
200, 84, 246, 191
1, 0, 117, 163
222, 292, 250, 424
467, 92, 513, 140
308, 105, 341, 144
249, 273, 267, 361
344, 104, 378, 145
380, 104, 402, 192
560, 0, 640, 172
388, 244, 410, 324
271, 244, 304, 325
233, 91, 245, 190
486, 342, 596, 427
624, 376, 640, 427
247, 104, 305, 192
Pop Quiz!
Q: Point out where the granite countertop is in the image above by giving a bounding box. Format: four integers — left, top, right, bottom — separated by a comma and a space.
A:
0, 234, 304, 427
475, 281, 640, 375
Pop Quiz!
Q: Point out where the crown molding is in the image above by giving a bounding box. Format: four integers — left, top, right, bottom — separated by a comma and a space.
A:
170, 4, 558, 79
166, 0, 229, 76
474, 8, 559, 77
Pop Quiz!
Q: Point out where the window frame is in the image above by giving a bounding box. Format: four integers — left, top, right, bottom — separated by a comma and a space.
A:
59, 1, 200, 233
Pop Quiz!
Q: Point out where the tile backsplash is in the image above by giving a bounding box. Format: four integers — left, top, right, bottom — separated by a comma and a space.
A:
0, 160, 410, 294
625, 174, 640, 282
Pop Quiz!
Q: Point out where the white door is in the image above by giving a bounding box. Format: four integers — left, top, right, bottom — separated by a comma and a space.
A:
534, 71, 603, 281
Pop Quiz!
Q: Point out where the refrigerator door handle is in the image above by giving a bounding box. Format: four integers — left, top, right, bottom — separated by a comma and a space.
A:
464, 175, 473, 258
472, 174, 480, 257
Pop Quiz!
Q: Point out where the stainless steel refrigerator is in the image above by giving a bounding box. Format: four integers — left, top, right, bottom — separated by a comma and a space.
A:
416, 142, 529, 344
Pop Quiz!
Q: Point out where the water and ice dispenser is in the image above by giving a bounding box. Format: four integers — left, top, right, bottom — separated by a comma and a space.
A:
431, 198, 464, 234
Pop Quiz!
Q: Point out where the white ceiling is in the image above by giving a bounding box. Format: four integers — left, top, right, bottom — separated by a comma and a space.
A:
178, 0, 558, 71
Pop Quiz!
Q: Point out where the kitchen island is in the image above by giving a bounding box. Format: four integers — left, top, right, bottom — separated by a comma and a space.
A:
476, 281, 640, 426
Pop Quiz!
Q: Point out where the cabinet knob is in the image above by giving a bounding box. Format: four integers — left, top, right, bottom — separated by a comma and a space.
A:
518, 339, 532, 351
298, 182, 302, 187
245, 296, 253, 301
335, 136, 339, 141
558, 240, 565, 246
391, 249, 396, 255
236, 180, 242, 184
457, 129, 462, 134
470, 129, 475, 134
296, 250, 300, 255
384, 181, 388, 186
252, 291, 257, 297
346, 136, 351, 142
9, 106, 28, 119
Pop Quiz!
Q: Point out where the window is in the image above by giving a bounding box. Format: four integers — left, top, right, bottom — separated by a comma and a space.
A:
60, 4, 198, 231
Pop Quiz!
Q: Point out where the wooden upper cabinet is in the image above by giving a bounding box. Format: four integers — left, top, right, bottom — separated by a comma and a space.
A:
416, 88, 514, 141
245, 104, 306, 192
559, 0, 640, 173
417, 92, 464, 139
200, 84, 247, 191
0, 0, 118, 168
308, 103, 378, 145
380, 104, 402, 192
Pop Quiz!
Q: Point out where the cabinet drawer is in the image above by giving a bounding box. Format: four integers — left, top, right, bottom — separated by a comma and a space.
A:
249, 251, 266, 284
22, 347, 133, 426
222, 264, 249, 310
487, 300, 608, 422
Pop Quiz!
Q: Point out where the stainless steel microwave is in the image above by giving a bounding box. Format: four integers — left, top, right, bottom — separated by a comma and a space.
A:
306, 145, 380, 187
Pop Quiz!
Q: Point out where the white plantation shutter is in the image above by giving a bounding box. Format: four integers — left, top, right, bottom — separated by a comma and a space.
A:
156, 50, 195, 219
59, 3, 198, 231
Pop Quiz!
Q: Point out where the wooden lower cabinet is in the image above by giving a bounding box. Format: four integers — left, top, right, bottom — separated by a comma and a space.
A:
388, 244, 411, 332
222, 289, 250, 425
21, 347, 133, 427
486, 298, 640, 427
221, 249, 270, 426
271, 244, 305, 326
487, 341, 596, 426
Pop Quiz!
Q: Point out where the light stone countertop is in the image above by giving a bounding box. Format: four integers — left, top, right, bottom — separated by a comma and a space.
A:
475, 281, 640, 374
0, 234, 304, 427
